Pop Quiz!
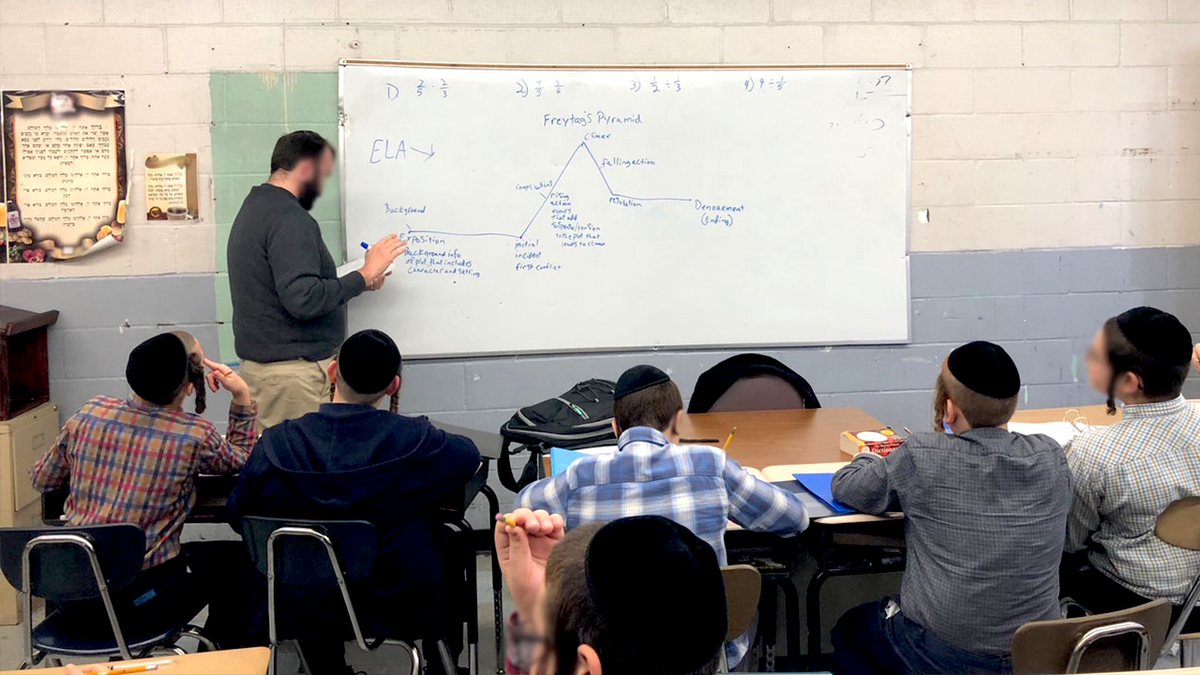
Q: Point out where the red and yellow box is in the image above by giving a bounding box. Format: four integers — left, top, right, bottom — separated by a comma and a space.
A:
840, 428, 905, 458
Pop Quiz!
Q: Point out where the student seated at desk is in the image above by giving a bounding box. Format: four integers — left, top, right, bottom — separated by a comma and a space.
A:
496, 512, 728, 675
226, 329, 481, 675
31, 332, 258, 648
1062, 307, 1200, 625
514, 364, 808, 668
830, 341, 1070, 675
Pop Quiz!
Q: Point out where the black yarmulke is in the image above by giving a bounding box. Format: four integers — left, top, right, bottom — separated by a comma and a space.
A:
126, 333, 188, 406
1116, 306, 1193, 366
614, 365, 670, 400
338, 329, 401, 395
947, 341, 1021, 399
585, 516, 727, 673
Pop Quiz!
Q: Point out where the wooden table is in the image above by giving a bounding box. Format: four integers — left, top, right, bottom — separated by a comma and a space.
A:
1011, 403, 1119, 426
678, 407, 886, 469
0, 648, 271, 675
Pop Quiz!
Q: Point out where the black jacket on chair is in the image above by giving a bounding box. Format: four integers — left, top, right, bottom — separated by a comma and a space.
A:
226, 403, 480, 641
688, 353, 821, 413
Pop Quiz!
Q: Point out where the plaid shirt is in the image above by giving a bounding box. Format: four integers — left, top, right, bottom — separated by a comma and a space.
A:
31, 395, 257, 569
1066, 396, 1200, 603
515, 426, 809, 668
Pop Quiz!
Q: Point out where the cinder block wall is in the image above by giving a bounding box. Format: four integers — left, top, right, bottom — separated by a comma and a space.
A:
1, 0, 1199, 436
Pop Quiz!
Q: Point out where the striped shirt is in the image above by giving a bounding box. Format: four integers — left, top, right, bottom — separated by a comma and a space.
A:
515, 426, 809, 668
31, 395, 257, 569
1066, 396, 1200, 603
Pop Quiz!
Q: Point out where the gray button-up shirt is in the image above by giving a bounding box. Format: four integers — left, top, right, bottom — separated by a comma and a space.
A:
832, 427, 1070, 656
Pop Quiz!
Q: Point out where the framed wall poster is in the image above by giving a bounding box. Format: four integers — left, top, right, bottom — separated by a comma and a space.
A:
144, 153, 198, 221
1, 90, 128, 263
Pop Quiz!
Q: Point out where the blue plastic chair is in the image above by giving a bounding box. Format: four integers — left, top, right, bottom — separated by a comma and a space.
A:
240, 516, 455, 675
0, 524, 213, 668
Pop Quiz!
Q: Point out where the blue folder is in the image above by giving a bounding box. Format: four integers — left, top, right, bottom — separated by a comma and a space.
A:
792, 473, 856, 515
550, 447, 588, 476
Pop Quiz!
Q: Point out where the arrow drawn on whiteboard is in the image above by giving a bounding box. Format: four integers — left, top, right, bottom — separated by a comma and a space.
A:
410, 144, 436, 161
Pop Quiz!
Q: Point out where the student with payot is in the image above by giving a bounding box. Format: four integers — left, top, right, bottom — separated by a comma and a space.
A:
830, 341, 1070, 675
32, 332, 258, 649
1062, 307, 1200, 626
513, 364, 809, 669
495, 512, 728, 675
226, 329, 481, 675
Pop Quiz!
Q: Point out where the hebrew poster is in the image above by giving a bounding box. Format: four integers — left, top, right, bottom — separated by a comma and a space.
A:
1, 90, 128, 263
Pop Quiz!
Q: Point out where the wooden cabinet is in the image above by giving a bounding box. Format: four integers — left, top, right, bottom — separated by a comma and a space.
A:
0, 306, 58, 422
0, 403, 59, 625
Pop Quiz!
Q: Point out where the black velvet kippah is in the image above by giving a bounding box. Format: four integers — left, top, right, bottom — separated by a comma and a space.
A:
585, 516, 727, 674
1116, 306, 1193, 366
614, 365, 670, 400
126, 333, 188, 406
338, 329, 401, 395
947, 341, 1021, 399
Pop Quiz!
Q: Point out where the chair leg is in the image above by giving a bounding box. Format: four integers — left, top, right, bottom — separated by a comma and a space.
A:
1183, 639, 1200, 668
437, 638, 456, 675
174, 624, 219, 652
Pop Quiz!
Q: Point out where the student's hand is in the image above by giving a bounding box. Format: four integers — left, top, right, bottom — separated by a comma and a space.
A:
64, 666, 98, 675
203, 358, 252, 407
1193, 343, 1200, 374
360, 234, 407, 284
495, 508, 565, 619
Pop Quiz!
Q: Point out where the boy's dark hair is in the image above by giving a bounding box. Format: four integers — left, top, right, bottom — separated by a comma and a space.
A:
270, 130, 334, 173
613, 380, 683, 433
1102, 309, 1192, 414
544, 522, 720, 675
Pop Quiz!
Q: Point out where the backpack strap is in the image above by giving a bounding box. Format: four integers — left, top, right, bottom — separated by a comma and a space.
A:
497, 439, 548, 493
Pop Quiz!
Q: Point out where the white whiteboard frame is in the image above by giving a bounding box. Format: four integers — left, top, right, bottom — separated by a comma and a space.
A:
337, 59, 913, 359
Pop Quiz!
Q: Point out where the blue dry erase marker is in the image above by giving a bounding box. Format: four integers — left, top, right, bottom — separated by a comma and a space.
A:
360, 241, 370, 250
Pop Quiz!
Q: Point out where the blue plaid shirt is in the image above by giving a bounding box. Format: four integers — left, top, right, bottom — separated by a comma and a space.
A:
515, 426, 809, 668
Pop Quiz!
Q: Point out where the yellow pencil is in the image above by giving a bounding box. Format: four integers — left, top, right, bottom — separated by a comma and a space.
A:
722, 427, 737, 450
107, 659, 174, 674
503, 514, 518, 527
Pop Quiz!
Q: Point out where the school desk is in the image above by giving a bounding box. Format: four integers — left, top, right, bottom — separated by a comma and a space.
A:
678, 407, 887, 468
0, 648, 271, 675
1011, 403, 1120, 426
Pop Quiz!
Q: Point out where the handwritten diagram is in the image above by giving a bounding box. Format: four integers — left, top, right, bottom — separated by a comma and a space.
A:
341, 64, 910, 357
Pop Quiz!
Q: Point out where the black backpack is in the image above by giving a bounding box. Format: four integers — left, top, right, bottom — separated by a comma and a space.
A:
497, 379, 617, 492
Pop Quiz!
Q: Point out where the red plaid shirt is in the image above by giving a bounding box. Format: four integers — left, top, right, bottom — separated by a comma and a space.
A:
31, 395, 258, 569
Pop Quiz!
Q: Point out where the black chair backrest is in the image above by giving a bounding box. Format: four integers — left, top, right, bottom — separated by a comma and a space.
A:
688, 353, 821, 413
0, 524, 145, 602
241, 516, 377, 588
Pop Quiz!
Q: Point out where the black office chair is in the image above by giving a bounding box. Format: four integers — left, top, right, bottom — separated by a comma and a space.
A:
0, 524, 213, 668
241, 516, 455, 675
688, 354, 821, 413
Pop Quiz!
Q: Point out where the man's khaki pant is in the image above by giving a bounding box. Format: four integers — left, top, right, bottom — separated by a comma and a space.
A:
240, 357, 334, 430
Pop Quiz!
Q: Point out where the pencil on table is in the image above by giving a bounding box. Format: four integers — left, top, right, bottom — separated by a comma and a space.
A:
722, 427, 737, 450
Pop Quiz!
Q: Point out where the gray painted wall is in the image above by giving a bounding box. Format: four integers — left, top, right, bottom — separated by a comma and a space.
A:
4, 245, 1199, 438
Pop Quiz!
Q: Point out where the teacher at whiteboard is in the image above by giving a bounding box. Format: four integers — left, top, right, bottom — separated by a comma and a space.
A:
227, 130, 406, 430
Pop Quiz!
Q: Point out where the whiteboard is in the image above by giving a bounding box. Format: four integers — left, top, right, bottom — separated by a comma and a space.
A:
340, 62, 911, 358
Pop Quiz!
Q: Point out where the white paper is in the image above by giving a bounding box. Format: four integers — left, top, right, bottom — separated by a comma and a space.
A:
336, 258, 395, 278
1008, 421, 1087, 447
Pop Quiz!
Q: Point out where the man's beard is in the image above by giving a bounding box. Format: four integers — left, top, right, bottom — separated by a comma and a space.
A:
298, 177, 321, 211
